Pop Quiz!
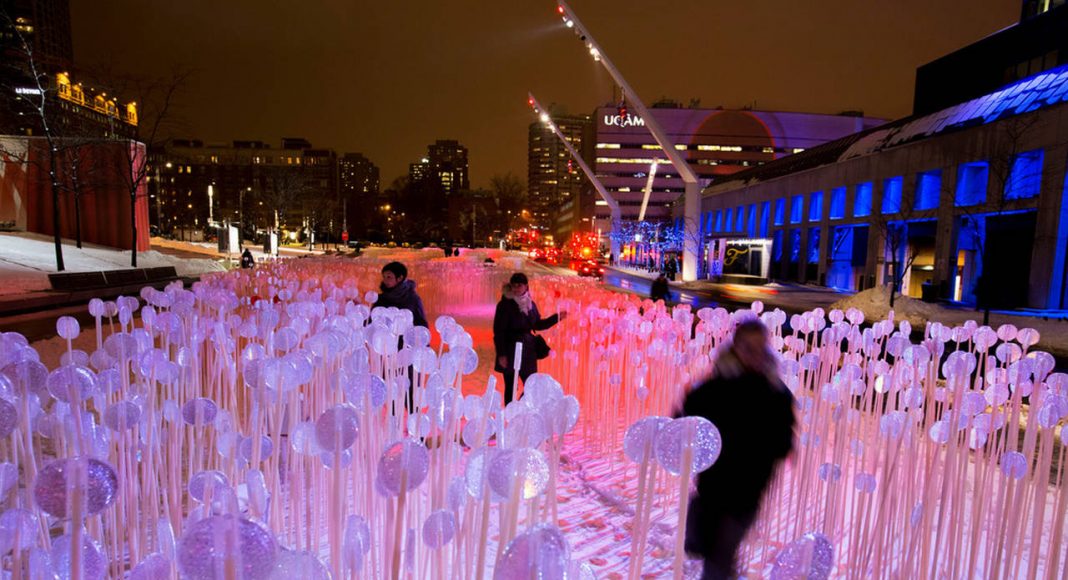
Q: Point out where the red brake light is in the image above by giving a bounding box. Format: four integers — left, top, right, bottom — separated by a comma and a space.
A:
557, 5, 565, 14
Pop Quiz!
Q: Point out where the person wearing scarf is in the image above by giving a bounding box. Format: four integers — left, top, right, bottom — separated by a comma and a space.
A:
492, 272, 566, 404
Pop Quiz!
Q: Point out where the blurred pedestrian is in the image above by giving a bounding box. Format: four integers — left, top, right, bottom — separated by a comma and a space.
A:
678, 319, 795, 579
650, 274, 670, 303
493, 272, 566, 404
240, 248, 255, 269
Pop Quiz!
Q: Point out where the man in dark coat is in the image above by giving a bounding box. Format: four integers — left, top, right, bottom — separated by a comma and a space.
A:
679, 319, 795, 580
372, 262, 428, 328
493, 272, 566, 405
650, 274, 670, 303
240, 248, 255, 269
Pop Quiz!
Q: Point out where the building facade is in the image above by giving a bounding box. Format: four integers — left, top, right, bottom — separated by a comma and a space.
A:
697, 64, 1068, 311
410, 139, 469, 197
527, 110, 594, 240
150, 138, 340, 243
914, 1, 1067, 116
591, 105, 885, 233
339, 152, 379, 238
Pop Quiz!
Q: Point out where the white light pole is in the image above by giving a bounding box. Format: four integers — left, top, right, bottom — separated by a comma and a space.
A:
554, 0, 703, 281
528, 92, 622, 261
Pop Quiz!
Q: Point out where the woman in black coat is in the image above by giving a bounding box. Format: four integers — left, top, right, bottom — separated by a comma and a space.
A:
679, 319, 795, 580
492, 272, 566, 405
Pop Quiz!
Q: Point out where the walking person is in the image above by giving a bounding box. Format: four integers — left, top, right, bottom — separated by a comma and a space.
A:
650, 273, 670, 303
678, 319, 796, 579
493, 273, 566, 405
240, 248, 255, 269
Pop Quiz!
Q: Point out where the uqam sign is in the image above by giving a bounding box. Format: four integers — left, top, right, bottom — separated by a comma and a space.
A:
602, 113, 645, 128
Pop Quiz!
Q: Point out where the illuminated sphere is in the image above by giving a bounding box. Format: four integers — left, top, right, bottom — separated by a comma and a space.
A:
654, 416, 721, 475
33, 458, 119, 518
314, 405, 360, 452
769, 532, 834, 580
422, 510, 457, 548
493, 524, 570, 580
376, 439, 430, 496
623, 416, 670, 463
487, 448, 549, 501
176, 515, 277, 580
51, 532, 107, 580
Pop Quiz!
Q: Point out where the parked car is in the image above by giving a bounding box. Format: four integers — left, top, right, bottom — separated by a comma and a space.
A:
574, 259, 605, 278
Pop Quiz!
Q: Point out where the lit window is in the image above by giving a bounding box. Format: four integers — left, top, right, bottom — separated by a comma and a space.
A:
854, 183, 873, 217
1005, 150, 1043, 200
955, 162, 988, 207
914, 171, 941, 210
790, 195, 804, 224
881, 177, 903, 214
829, 187, 846, 219
809, 191, 822, 222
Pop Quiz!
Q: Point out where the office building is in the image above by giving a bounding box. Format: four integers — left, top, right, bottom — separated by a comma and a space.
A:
339, 152, 380, 237
527, 109, 594, 240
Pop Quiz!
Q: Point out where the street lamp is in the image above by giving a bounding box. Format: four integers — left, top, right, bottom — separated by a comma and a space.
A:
552, 1, 701, 281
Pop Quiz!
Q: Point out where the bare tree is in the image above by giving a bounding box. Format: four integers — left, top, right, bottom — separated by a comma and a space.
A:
101, 69, 189, 267
263, 166, 312, 235
0, 11, 66, 269
869, 184, 921, 309
957, 116, 1044, 324
489, 172, 525, 233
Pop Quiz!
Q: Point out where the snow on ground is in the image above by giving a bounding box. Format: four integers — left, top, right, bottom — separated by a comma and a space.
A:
830, 286, 1068, 357
0, 232, 226, 295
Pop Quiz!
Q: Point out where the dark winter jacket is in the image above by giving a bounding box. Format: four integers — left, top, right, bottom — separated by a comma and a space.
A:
240, 250, 254, 269
680, 349, 795, 522
493, 284, 559, 376
650, 276, 670, 302
372, 279, 428, 328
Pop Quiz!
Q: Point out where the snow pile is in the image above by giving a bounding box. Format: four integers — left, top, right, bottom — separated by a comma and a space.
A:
0, 232, 225, 295
829, 285, 942, 328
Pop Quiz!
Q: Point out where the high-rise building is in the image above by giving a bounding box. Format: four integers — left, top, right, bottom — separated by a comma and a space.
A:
0, 0, 74, 73
425, 139, 469, 195
527, 109, 593, 239
339, 152, 380, 237
591, 104, 886, 231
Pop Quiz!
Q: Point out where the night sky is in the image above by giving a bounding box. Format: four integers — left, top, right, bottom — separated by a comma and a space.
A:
71, 1, 1018, 189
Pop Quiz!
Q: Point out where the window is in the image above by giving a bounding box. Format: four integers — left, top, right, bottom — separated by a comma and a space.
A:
714, 210, 723, 232
724, 208, 734, 232
773, 230, 783, 261
914, 171, 941, 210
809, 191, 823, 222
748, 204, 757, 237
881, 177, 903, 214
956, 162, 989, 207
789, 229, 802, 263
808, 228, 821, 264
760, 202, 771, 237
790, 195, 804, 224
774, 199, 785, 226
736, 206, 745, 232
854, 183, 873, 217
1005, 150, 1043, 200
830, 187, 846, 219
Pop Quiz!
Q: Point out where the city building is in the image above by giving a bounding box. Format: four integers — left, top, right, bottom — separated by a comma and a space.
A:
0, 0, 74, 73
526, 108, 594, 240
696, 64, 1068, 310
591, 103, 886, 234
410, 139, 469, 196
694, 0, 1068, 312
913, 0, 1067, 115
339, 152, 380, 238
150, 138, 340, 243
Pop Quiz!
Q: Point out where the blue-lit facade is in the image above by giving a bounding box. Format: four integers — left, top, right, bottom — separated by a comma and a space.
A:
696, 63, 1068, 310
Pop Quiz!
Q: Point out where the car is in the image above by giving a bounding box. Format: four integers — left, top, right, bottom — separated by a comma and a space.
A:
574, 259, 605, 278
